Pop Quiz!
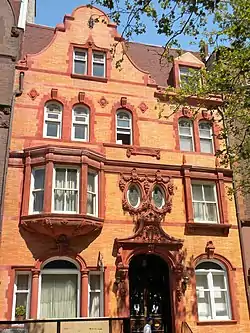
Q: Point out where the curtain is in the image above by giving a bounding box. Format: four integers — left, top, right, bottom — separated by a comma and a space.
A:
196, 274, 211, 319
40, 274, 77, 318
54, 169, 65, 211
54, 169, 77, 212
89, 292, 100, 317
66, 169, 77, 212
213, 274, 228, 317
87, 174, 96, 214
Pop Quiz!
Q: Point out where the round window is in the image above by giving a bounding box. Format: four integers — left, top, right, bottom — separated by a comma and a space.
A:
127, 184, 141, 208
152, 186, 165, 208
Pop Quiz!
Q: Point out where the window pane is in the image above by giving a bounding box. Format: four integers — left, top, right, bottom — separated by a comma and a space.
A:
40, 274, 77, 318
90, 275, 100, 290
192, 184, 203, 201
74, 124, 87, 140
54, 189, 64, 211
47, 113, 59, 120
75, 50, 86, 60
87, 192, 95, 215
89, 292, 100, 317
200, 139, 213, 153
66, 190, 77, 212
17, 275, 29, 290
214, 291, 228, 317
34, 169, 45, 189
180, 137, 193, 151
196, 274, 208, 289
204, 185, 215, 201
128, 185, 140, 208
199, 122, 211, 137
46, 122, 59, 137
47, 104, 61, 113
93, 53, 105, 62
67, 170, 77, 189
55, 169, 65, 188
213, 274, 226, 289
15, 293, 28, 317
93, 63, 105, 77
179, 120, 192, 134
74, 107, 88, 118
193, 202, 205, 221
33, 191, 44, 212
206, 203, 217, 222
88, 173, 95, 192
74, 60, 86, 74
197, 290, 211, 319
117, 133, 131, 145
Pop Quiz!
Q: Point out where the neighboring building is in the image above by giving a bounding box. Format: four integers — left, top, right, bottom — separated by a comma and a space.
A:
0, 5, 249, 333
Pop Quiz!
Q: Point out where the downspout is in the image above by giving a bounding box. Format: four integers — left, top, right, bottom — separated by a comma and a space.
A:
220, 107, 250, 314
0, 72, 24, 234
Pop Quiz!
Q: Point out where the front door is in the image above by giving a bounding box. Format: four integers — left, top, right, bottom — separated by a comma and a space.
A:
129, 254, 172, 333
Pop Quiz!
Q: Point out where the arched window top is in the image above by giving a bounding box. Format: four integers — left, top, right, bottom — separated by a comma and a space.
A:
72, 104, 90, 141
196, 261, 225, 271
41, 257, 80, 270
116, 109, 132, 145
45, 101, 63, 112
44, 101, 62, 139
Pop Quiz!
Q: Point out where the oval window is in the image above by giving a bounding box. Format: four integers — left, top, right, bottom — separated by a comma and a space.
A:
152, 186, 165, 208
127, 184, 141, 208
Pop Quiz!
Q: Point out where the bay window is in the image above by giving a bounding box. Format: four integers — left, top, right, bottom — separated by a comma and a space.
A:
191, 183, 219, 223
87, 171, 98, 216
196, 261, 231, 321
53, 167, 79, 213
30, 168, 45, 214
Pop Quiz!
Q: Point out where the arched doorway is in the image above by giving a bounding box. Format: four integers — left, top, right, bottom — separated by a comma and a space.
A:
129, 254, 172, 333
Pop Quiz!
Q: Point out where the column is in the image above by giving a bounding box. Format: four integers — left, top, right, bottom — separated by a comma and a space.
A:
22, 156, 31, 215
80, 162, 88, 214
80, 270, 89, 317
44, 156, 53, 213
30, 269, 40, 319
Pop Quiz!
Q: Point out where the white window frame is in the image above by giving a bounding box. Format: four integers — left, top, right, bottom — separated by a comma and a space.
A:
191, 182, 219, 223
178, 118, 194, 151
87, 171, 98, 217
199, 121, 214, 154
195, 261, 232, 321
71, 105, 89, 142
29, 167, 45, 214
92, 51, 106, 78
38, 257, 80, 319
116, 110, 132, 145
179, 66, 200, 87
73, 48, 87, 75
43, 102, 62, 139
12, 272, 31, 320
52, 166, 80, 214
88, 271, 104, 317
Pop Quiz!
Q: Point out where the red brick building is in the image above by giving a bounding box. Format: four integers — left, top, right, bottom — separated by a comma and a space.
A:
0, 5, 249, 333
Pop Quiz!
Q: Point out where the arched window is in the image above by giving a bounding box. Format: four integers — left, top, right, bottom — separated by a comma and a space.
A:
199, 121, 214, 153
72, 105, 89, 141
116, 110, 132, 145
39, 259, 80, 318
44, 102, 62, 139
195, 261, 231, 321
178, 118, 194, 151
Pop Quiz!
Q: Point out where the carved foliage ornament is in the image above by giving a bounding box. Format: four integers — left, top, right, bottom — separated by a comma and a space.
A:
119, 168, 174, 224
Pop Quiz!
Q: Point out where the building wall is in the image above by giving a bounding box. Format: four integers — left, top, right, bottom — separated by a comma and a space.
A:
0, 5, 249, 333
0, 0, 22, 229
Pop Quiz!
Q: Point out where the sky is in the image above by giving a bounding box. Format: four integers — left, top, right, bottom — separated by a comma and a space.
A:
35, 0, 199, 51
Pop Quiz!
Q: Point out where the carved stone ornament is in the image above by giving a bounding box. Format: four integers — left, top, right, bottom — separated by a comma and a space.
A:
20, 214, 103, 239
78, 91, 85, 103
98, 96, 109, 108
120, 97, 127, 107
0, 106, 10, 128
182, 107, 192, 118
138, 102, 148, 113
51, 88, 58, 99
11, 26, 20, 37
126, 147, 160, 160
28, 88, 39, 101
202, 109, 212, 120
205, 240, 215, 259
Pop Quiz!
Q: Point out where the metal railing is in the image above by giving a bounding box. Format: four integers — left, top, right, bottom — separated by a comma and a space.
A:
0, 317, 130, 333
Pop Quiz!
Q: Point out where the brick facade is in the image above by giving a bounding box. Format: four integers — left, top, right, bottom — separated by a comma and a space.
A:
0, 5, 249, 333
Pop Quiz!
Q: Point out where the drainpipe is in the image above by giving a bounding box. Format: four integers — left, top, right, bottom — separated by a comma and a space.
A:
219, 107, 250, 314
0, 71, 24, 234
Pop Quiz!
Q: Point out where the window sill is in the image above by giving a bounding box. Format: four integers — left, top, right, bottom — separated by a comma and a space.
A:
185, 222, 232, 236
71, 73, 108, 83
20, 213, 104, 238
103, 143, 133, 149
197, 320, 237, 326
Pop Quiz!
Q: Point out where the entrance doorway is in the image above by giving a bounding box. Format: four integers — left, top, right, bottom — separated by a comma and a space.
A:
129, 254, 172, 333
